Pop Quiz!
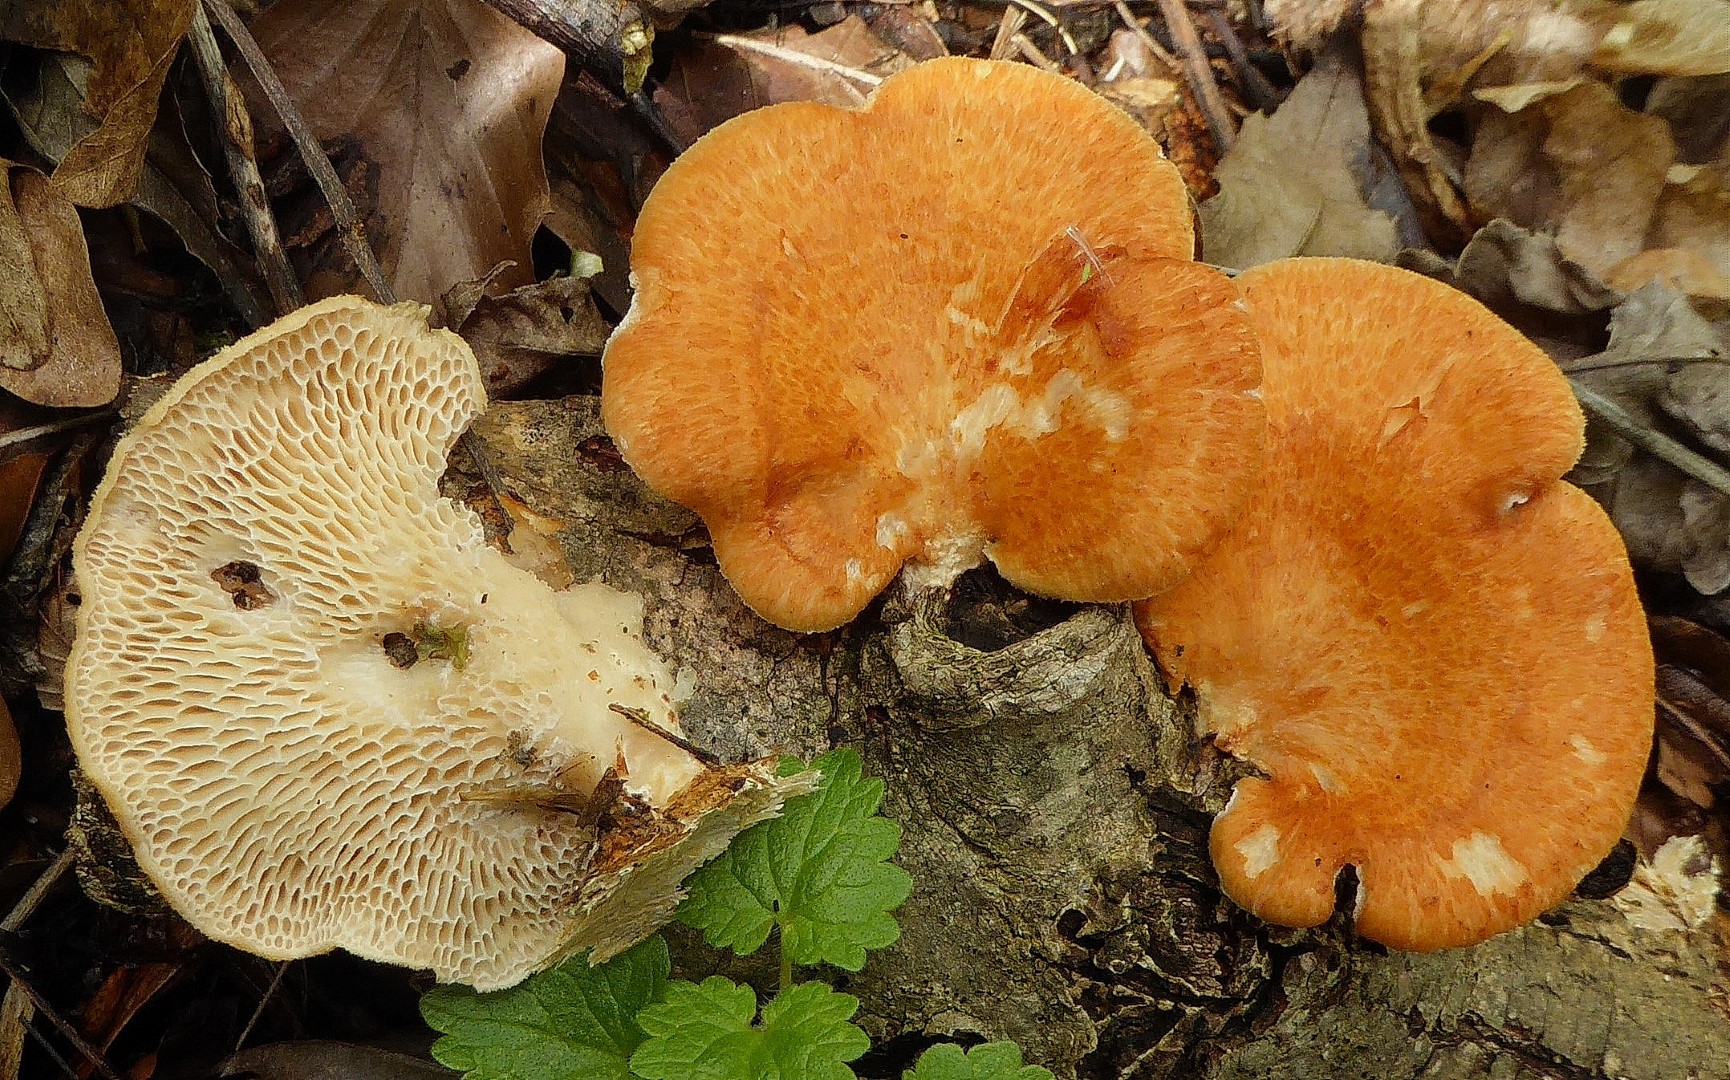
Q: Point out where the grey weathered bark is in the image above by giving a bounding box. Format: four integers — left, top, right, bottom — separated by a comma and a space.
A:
473, 397, 1730, 1080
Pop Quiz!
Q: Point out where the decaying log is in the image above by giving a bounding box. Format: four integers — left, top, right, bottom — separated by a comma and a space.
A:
473, 397, 1730, 1080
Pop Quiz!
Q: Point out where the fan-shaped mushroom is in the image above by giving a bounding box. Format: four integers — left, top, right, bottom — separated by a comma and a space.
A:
603, 57, 1264, 631
66, 297, 804, 989
1135, 259, 1654, 950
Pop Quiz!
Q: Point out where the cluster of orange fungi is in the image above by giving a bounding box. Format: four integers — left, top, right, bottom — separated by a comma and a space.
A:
602, 57, 1655, 952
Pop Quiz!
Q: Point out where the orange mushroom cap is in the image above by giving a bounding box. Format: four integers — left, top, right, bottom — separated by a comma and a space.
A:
1135, 258, 1654, 951
603, 58, 1264, 631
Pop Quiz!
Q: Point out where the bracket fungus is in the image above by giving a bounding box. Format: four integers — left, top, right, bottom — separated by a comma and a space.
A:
66, 297, 805, 989
602, 57, 1264, 632
1135, 259, 1654, 951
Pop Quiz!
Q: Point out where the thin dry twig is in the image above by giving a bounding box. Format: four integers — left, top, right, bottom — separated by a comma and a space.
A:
1154, 0, 1237, 152
200, 0, 394, 305
607, 703, 723, 768
0, 950, 124, 1080
0, 850, 76, 1079
1570, 381, 1730, 498
0, 413, 113, 456
186, 1, 302, 320
1006, 0, 1080, 57
990, 7, 1028, 61
2, 848, 74, 933
232, 961, 290, 1055
1206, 10, 1280, 111
708, 33, 883, 91
1112, 1, 1178, 70
1013, 33, 1063, 72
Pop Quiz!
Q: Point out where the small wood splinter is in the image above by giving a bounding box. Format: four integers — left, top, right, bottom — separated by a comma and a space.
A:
1065, 225, 1114, 286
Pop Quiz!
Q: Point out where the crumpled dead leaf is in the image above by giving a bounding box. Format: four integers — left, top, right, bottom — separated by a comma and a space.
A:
0, 0, 195, 207
1567, 282, 1730, 594
1466, 81, 1683, 286
1199, 48, 1402, 268
0, 452, 50, 561
1584, 0, 1730, 76
1651, 616, 1730, 812
439, 268, 609, 397
655, 16, 911, 145
250, 0, 564, 305
6, 54, 273, 327
218, 1040, 452, 1080
1398, 218, 1622, 361
1351, 0, 1729, 249
1276, 0, 1729, 78
0, 163, 122, 407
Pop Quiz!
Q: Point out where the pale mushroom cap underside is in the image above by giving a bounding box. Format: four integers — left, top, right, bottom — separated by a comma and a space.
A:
603, 57, 1265, 631
67, 297, 788, 989
1137, 259, 1654, 951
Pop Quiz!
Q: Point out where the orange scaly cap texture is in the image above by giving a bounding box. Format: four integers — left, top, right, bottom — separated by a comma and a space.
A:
1136, 258, 1654, 951
604, 58, 1265, 631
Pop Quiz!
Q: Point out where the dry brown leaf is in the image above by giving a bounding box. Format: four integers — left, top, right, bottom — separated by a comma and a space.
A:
440, 271, 609, 397
1583, 0, 1730, 77
1466, 81, 1676, 281
0, 0, 194, 207
8, 55, 273, 327
250, 0, 564, 305
1629, 159, 1730, 300
1570, 283, 1730, 594
0, 166, 123, 407
655, 17, 911, 145
1199, 49, 1399, 269
1355, 0, 1722, 247
0, 697, 17, 811
0, 166, 48, 371
0, 451, 50, 561
220, 1042, 453, 1080
1648, 74, 1730, 163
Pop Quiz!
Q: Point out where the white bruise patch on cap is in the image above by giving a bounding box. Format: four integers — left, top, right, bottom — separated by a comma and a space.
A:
1439, 832, 1529, 898
875, 512, 911, 551
1235, 822, 1283, 880
1307, 762, 1344, 794
1510, 585, 1535, 621
1570, 733, 1607, 765
1585, 614, 1607, 643
949, 371, 1132, 460
945, 305, 992, 339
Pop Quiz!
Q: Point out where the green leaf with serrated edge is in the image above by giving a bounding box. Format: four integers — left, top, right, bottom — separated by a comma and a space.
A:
678, 749, 913, 970
630, 978, 870, 1080
903, 1042, 1056, 1080
420, 935, 668, 1080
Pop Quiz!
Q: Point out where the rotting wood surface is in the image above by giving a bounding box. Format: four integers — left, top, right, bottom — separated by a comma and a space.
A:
471, 397, 1730, 1080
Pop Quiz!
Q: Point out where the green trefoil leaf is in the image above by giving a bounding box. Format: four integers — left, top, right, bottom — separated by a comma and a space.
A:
420, 935, 669, 1080
902, 1042, 1056, 1080
677, 748, 913, 970
630, 977, 871, 1080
